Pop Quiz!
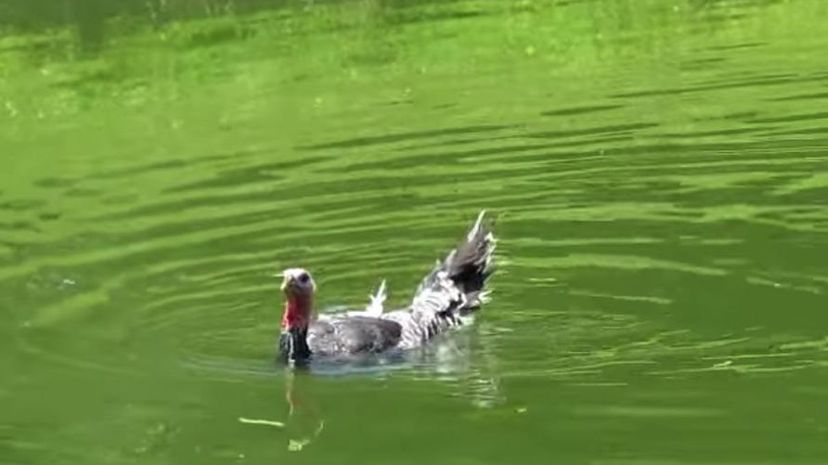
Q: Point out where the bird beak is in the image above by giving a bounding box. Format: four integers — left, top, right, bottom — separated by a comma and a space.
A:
280, 273, 292, 292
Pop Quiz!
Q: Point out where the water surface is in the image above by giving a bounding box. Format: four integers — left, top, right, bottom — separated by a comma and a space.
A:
2, 0, 828, 463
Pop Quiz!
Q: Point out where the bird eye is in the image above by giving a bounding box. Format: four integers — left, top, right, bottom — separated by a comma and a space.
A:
297, 273, 309, 284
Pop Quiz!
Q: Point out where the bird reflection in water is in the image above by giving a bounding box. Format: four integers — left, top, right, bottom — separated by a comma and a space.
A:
283, 368, 325, 452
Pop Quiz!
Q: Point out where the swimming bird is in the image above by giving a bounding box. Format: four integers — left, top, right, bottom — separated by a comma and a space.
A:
277, 211, 495, 365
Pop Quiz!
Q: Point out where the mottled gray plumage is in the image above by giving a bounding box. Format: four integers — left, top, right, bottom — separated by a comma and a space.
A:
307, 316, 402, 356
279, 211, 495, 363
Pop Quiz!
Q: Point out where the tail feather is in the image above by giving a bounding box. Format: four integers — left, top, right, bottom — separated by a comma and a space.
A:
447, 210, 495, 297
412, 211, 496, 317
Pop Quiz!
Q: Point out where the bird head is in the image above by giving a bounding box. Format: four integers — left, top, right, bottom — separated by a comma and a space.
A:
280, 268, 316, 330
279, 268, 315, 364
280, 267, 316, 298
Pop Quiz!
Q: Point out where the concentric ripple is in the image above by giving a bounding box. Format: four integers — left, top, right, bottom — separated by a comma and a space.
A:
2, 0, 828, 463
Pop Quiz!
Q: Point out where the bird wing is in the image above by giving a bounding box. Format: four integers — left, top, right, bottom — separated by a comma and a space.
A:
308, 316, 402, 355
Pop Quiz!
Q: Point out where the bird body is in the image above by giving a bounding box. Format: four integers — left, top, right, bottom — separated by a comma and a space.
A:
277, 211, 495, 364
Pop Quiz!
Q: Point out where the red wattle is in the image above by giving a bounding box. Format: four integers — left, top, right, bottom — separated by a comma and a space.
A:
282, 295, 311, 329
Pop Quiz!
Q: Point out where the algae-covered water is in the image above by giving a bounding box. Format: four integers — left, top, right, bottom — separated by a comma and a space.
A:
2, 0, 828, 463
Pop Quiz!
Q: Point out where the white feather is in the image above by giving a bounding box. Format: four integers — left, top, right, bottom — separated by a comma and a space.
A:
366, 279, 387, 315
467, 210, 487, 242
346, 279, 387, 317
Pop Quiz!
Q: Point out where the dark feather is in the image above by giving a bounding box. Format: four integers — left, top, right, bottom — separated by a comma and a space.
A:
308, 316, 402, 356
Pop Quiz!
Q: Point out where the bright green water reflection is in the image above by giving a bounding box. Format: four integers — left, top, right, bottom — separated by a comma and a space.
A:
2, 0, 828, 464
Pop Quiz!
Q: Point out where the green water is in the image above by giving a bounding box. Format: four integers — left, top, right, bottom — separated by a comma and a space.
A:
2, 0, 828, 463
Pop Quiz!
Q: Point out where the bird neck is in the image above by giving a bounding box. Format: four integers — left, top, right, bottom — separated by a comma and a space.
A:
280, 294, 313, 364
282, 294, 313, 330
